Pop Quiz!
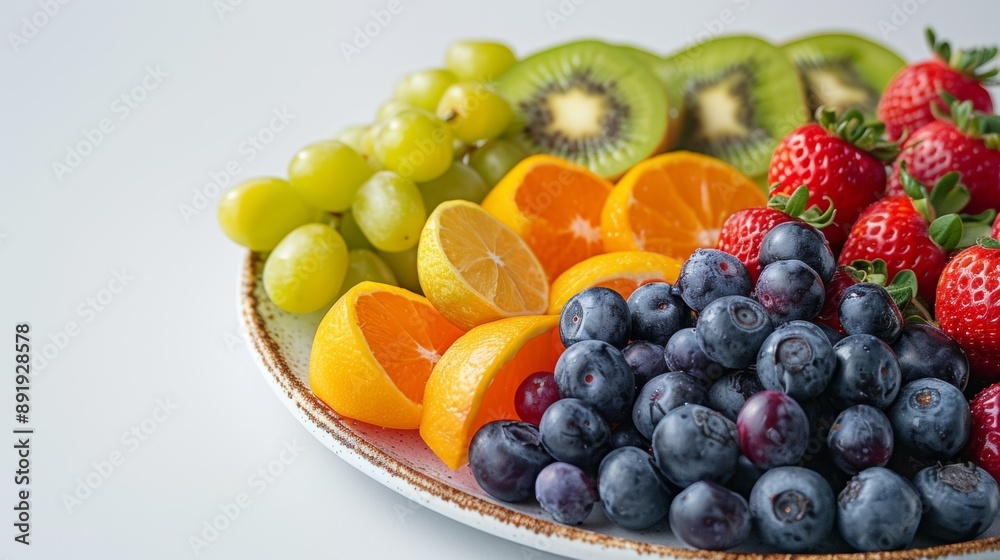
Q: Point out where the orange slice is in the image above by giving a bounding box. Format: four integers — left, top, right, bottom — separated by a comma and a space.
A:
481, 155, 613, 281
417, 200, 549, 330
308, 282, 465, 429
548, 251, 682, 315
601, 151, 765, 261
420, 315, 561, 470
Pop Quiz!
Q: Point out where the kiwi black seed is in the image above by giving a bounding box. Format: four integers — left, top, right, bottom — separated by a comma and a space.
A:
658, 35, 809, 181
782, 33, 906, 119
496, 40, 669, 179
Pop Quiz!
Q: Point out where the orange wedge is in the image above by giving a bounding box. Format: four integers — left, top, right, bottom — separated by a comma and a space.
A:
309, 282, 465, 429
481, 155, 613, 281
548, 251, 682, 315
420, 315, 561, 470
601, 151, 765, 261
417, 200, 549, 330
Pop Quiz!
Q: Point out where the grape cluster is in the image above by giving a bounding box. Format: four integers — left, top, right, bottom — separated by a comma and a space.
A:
218, 41, 528, 313
468, 222, 999, 553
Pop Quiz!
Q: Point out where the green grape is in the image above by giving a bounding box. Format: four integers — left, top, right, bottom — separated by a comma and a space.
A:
263, 223, 349, 313
437, 82, 513, 144
452, 138, 472, 160
394, 69, 457, 112
288, 140, 373, 212
377, 246, 421, 294
352, 171, 427, 252
361, 124, 381, 159
374, 109, 454, 182
418, 162, 490, 212
338, 210, 374, 250
445, 41, 516, 82
467, 139, 529, 186
335, 249, 398, 299
335, 125, 367, 153
376, 99, 412, 122
218, 177, 315, 251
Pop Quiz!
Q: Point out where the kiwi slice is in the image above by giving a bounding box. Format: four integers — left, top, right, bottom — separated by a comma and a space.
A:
659, 35, 808, 180
782, 33, 906, 119
616, 44, 685, 150
497, 40, 669, 179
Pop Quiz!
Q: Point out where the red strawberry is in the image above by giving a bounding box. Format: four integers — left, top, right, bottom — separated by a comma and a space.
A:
717, 186, 834, 283
813, 266, 859, 333
878, 28, 996, 141
840, 166, 991, 302
937, 240, 1000, 383
769, 109, 897, 253
994, 218, 1000, 239
887, 96, 1000, 215
964, 382, 1000, 484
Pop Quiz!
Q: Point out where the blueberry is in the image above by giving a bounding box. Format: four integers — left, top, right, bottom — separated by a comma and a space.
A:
707, 370, 764, 422
837, 283, 903, 343
828, 334, 901, 410
626, 282, 691, 345
737, 390, 809, 469
598, 446, 673, 530
749, 466, 835, 552
837, 467, 921, 551
826, 405, 893, 475
632, 371, 707, 439
755, 260, 826, 324
468, 421, 553, 502
696, 296, 774, 369
538, 398, 612, 470
755, 321, 835, 400
913, 462, 1000, 542
535, 462, 596, 525
727, 455, 767, 498
758, 221, 836, 283
669, 481, 751, 550
554, 340, 635, 424
889, 378, 971, 460
676, 249, 752, 312
814, 322, 844, 345
622, 340, 667, 391
652, 404, 740, 487
663, 327, 727, 388
891, 323, 969, 391
559, 286, 631, 348
610, 419, 650, 451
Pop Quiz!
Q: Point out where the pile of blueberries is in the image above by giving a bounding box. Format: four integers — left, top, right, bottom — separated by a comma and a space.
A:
467, 222, 1000, 553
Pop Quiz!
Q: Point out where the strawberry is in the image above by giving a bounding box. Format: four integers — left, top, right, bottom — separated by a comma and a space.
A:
964, 382, 1000, 484
814, 259, 920, 334
994, 217, 1000, 239
877, 28, 996, 141
887, 95, 1000, 215
840, 165, 993, 302
768, 108, 898, 253
717, 186, 834, 283
813, 266, 859, 333
937, 239, 1000, 383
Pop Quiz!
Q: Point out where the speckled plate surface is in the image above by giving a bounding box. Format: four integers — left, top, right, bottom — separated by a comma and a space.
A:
239, 252, 1000, 559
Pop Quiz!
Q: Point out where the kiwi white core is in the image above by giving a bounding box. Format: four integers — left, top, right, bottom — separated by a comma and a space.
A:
803, 67, 872, 111
694, 73, 751, 141
544, 87, 608, 139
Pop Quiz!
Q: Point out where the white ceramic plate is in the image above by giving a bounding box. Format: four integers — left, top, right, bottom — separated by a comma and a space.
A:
239, 252, 1000, 559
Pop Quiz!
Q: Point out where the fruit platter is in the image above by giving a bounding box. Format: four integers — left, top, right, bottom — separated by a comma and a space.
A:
225, 29, 1000, 557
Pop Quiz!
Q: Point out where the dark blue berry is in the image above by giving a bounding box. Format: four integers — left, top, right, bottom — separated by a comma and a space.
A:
610, 419, 650, 451
828, 334, 901, 410
826, 405, 893, 475
889, 378, 971, 460
891, 323, 969, 390
554, 340, 634, 424
707, 369, 763, 421
626, 282, 691, 345
632, 372, 707, 439
663, 327, 727, 388
652, 404, 740, 488
737, 390, 809, 469
837, 467, 921, 552
559, 286, 631, 348
669, 481, 751, 550
622, 340, 666, 391
696, 295, 774, 369
535, 462, 596, 525
598, 446, 673, 530
755, 260, 826, 323
837, 283, 903, 344
755, 320, 835, 400
814, 322, 844, 345
538, 398, 611, 470
676, 249, 752, 312
468, 421, 553, 502
913, 462, 1000, 542
749, 466, 835, 552
758, 221, 836, 283
727, 455, 767, 498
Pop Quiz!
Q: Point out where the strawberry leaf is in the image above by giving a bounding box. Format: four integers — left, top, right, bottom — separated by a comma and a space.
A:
929, 214, 963, 250
980, 238, 1000, 249
886, 269, 918, 309
927, 172, 969, 216
784, 185, 809, 217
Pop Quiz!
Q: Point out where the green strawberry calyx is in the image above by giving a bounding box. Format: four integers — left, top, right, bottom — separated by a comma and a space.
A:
843, 259, 931, 324
978, 237, 1000, 250
926, 27, 999, 82
933, 92, 1000, 149
817, 107, 900, 163
897, 162, 995, 250
766, 185, 836, 229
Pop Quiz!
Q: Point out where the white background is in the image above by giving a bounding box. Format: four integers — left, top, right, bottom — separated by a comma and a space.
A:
2, 1, 999, 558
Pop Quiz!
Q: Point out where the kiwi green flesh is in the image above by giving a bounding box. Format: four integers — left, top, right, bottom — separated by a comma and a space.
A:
660, 35, 808, 180
616, 44, 685, 148
782, 33, 906, 118
497, 40, 668, 179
